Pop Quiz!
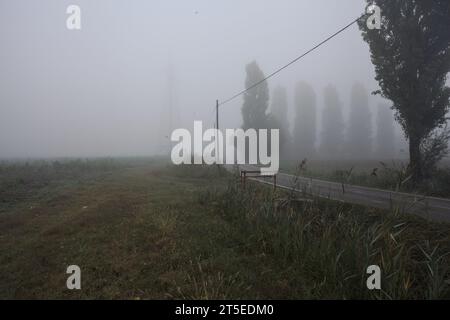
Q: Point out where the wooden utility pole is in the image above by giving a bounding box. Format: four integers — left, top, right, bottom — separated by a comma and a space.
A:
216, 100, 219, 163
216, 100, 219, 133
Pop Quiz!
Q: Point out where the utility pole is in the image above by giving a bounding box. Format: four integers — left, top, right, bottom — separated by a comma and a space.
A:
216, 100, 219, 132
216, 99, 219, 163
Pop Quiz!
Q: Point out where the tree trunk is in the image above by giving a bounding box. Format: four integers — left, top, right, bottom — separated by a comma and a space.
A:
408, 135, 423, 185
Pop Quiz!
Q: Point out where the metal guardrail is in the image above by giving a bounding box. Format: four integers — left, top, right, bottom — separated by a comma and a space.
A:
240, 169, 277, 190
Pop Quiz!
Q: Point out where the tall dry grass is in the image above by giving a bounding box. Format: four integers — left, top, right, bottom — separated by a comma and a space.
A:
210, 174, 450, 299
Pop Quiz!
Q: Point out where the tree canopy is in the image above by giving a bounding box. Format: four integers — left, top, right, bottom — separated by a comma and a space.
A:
359, 0, 450, 182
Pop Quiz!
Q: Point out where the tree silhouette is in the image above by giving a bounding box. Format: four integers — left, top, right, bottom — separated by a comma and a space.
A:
320, 85, 345, 159
241, 61, 269, 130
346, 83, 372, 158
359, 0, 450, 182
270, 85, 290, 156
293, 81, 316, 159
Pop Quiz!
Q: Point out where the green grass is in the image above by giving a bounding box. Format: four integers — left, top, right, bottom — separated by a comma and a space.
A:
0, 159, 449, 299
216, 179, 450, 299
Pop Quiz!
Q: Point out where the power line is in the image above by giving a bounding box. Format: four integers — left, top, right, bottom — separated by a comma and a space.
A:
218, 14, 366, 107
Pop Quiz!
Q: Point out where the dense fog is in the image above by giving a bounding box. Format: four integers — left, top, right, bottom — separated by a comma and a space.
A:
0, 0, 420, 159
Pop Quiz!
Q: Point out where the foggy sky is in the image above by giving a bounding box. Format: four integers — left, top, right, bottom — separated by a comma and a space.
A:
0, 0, 403, 158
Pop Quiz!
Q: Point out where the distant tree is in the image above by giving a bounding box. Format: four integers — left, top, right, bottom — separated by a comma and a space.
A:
240, 61, 280, 161
320, 85, 345, 158
241, 61, 269, 130
293, 81, 316, 159
270, 86, 290, 155
359, 0, 450, 183
375, 103, 396, 159
346, 83, 372, 158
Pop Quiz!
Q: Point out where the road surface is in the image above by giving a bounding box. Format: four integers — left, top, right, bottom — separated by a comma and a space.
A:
229, 164, 450, 223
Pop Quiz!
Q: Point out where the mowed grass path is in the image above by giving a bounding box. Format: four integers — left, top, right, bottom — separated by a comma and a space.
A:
0, 163, 283, 299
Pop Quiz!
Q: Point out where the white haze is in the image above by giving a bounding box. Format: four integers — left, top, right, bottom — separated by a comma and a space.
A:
0, 0, 409, 159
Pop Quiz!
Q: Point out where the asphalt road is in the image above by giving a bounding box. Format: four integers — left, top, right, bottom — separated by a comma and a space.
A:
230, 164, 450, 223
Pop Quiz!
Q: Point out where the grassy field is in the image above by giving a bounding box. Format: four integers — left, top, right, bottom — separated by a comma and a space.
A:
0, 159, 449, 299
